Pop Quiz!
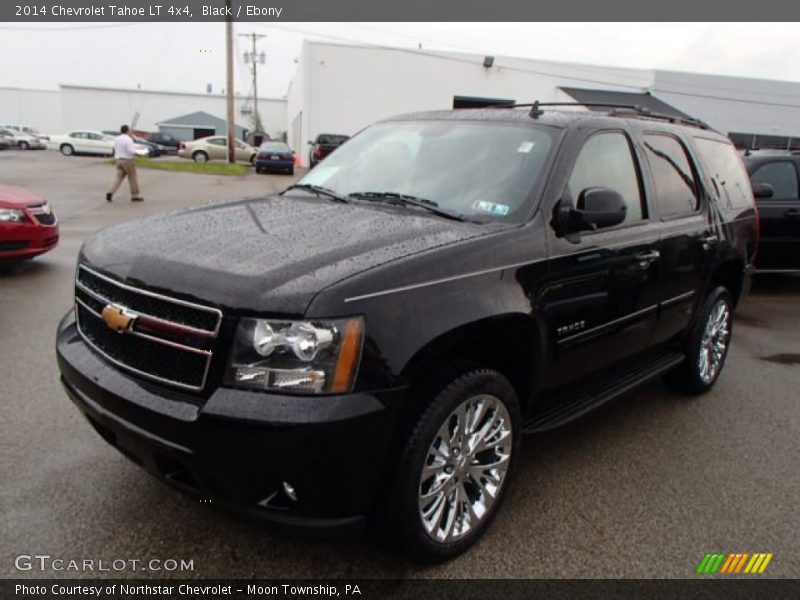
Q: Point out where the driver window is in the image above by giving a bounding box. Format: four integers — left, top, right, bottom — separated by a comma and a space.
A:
568, 132, 645, 223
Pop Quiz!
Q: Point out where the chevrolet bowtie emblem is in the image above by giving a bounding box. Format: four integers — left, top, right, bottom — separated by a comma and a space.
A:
101, 304, 137, 333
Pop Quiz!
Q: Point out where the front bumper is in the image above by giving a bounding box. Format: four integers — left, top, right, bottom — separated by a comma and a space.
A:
56, 310, 405, 533
0, 220, 59, 259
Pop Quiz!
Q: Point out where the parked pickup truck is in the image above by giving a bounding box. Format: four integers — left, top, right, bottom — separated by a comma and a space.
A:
308, 133, 349, 167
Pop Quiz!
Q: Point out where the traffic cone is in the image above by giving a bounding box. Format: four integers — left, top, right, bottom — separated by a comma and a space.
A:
294, 152, 302, 168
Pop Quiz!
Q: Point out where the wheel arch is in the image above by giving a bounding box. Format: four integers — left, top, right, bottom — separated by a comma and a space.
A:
709, 257, 746, 307
399, 313, 544, 418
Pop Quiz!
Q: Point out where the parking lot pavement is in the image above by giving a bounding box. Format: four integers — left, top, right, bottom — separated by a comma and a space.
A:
1, 150, 798, 579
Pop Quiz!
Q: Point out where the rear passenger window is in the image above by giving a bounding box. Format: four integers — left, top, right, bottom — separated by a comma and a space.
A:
568, 132, 645, 224
751, 162, 799, 201
643, 134, 699, 217
693, 137, 753, 209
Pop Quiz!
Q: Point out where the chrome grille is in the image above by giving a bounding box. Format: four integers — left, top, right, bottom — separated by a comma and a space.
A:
75, 264, 223, 391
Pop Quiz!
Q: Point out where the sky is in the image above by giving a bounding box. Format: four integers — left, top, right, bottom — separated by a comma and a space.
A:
1, 22, 800, 98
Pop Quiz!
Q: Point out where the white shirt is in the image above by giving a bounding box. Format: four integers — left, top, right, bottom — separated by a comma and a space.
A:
114, 134, 136, 159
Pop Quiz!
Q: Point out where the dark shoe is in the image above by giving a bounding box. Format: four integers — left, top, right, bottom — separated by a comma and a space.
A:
131, 197, 144, 202
106, 193, 112, 202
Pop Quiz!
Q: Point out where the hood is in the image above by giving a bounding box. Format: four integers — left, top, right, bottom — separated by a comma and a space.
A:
80, 195, 507, 314
0, 185, 44, 209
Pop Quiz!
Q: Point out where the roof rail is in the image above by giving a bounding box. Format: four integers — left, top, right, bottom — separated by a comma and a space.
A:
491, 101, 709, 130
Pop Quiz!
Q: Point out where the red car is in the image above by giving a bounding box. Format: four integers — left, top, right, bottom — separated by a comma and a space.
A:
0, 185, 59, 260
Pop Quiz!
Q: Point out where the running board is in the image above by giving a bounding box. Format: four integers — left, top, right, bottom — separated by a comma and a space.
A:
522, 351, 685, 434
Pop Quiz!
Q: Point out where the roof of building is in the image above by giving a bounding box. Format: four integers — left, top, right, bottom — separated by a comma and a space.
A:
559, 87, 693, 120
156, 111, 246, 132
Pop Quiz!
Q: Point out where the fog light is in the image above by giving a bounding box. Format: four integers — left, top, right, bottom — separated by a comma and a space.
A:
233, 366, 325, 392
282, 481, 298, 502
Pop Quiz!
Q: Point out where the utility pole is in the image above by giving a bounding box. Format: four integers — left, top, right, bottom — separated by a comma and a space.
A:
224, 0, 235, 163
239, 32, 267, 134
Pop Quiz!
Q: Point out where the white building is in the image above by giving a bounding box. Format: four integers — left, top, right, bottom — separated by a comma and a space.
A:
0, 84, 287, 140
4, 41, 800, 164
286, 41, 800, 166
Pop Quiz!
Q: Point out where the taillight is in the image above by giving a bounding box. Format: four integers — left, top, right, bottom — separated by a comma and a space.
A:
313, 147, 322, 159
179, 143, 186, 150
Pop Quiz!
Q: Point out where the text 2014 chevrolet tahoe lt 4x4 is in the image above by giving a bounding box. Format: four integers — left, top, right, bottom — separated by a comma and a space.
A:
57, 105, 757, 561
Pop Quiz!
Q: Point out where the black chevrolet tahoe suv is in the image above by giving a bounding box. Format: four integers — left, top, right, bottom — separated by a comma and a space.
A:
57, 105, 757, 562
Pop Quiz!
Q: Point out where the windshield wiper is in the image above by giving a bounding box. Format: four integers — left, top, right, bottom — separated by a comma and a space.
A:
347, 191, 478, 223
283, 184, 349, 204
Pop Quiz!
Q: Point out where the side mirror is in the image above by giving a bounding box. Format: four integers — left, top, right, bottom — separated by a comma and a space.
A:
558, 187, 627, 234
751, 182, 774, 199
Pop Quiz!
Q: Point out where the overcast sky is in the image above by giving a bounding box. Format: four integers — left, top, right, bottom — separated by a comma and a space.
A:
1, 22, 799, 98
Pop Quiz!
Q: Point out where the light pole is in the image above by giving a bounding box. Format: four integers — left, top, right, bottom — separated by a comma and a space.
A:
240, 32, 267, 135
225, 0, 235, 163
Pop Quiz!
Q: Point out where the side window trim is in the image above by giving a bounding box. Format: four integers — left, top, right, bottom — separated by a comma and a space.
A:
565, 128, 650, 231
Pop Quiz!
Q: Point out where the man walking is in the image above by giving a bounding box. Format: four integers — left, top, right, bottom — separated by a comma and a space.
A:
106, 125, 143, 202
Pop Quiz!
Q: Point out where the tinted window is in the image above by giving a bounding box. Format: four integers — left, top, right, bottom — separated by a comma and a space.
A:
643, 134, 699, 217
207, 138, 226, 146
70, 132, 85, 139
751, 161, 799, 201
317, 135, 349, 145
693, 137, 753, 209
568, 132, 644, 223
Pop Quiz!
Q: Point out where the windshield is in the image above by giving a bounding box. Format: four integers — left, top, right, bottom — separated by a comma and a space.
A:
297, 120, 554, 222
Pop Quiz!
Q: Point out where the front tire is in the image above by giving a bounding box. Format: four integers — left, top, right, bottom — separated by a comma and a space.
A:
665, 286, 733, 395
19, 141, 29, 150
388, 368, 521, 562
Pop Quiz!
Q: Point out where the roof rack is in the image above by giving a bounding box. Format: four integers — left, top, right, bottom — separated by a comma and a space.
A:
492, 101, 710, 130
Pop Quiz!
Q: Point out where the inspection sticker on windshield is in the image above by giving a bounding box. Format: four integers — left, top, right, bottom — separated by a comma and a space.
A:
517, 141, 536, 153
473, 201, 509, 216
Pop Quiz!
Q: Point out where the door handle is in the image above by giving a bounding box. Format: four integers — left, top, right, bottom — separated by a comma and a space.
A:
635, 250, 660, 268
700, 234, 719, 250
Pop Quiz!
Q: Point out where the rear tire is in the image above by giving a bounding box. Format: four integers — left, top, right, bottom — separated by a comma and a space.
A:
288, 167, 295, 176
665, 286, 733, 395
192, 151, 208, 163
60, 144, 74, 156
385, 368, 521, 563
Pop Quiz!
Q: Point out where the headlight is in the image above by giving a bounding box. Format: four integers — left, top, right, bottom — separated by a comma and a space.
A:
0, 208, 26, 223
226, 317, 364, 394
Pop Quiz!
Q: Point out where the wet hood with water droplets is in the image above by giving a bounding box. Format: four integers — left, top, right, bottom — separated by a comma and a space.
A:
79, 195, 507, 314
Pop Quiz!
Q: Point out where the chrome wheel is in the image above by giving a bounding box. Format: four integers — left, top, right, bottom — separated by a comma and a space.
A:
418, 394, 513, 543
698, 299, 730, 384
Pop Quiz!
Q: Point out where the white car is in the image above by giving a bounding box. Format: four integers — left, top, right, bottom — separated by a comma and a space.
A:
0, 124, 48, 141
0, 128, 46, 150
49, 130, 147, 157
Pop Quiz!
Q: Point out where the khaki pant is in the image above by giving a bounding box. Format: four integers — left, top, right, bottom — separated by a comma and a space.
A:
108, 159, 140, 198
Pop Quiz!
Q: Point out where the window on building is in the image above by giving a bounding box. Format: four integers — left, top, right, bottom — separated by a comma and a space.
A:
568, 131, 645, 224
643, 134, 699, 217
